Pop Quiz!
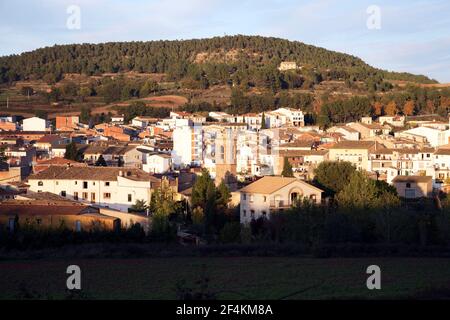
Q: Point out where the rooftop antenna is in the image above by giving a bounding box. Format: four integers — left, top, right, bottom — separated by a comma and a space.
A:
6, 96, 9, 109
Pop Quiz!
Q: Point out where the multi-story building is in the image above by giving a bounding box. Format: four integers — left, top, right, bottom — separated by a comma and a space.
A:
171, 119, 203, 168
28, 166, 153, 212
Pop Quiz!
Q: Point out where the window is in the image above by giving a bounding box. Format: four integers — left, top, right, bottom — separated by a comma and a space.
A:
38, 181, 43, 186
128, 194, 132, 202
55, 181, 59, 186
406, 183, 411, 188
82, 192, 88, 200
103, 193, 111, 199
263, 196, 267, 202
74, 192, 78, 201
250, 210, 255, 218
91, 193, 96, 203
75, 181, 78, 185
243, 194, 247, 201
249, 195, 254, 203
405, 189, 415, 198
61, 191, 66, 197
36, 218, 42, 225
243, 210, 247, 217
105, 182, 110, 187
83, 181, 88, 189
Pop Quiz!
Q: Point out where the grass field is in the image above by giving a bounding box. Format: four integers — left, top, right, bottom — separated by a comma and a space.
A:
1, 257, 450, 300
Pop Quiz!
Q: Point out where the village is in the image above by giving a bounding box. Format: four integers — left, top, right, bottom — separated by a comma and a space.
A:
1, 106, 450, 236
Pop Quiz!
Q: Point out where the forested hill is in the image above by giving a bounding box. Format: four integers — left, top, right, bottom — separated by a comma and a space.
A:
0, 35, 436, 85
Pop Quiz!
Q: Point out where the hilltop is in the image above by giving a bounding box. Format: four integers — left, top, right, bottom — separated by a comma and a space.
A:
0, 35, 448, 125
0, 35, 437, 85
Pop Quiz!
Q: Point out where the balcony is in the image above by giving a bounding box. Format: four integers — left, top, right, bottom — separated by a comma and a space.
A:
269, 199, 291, 208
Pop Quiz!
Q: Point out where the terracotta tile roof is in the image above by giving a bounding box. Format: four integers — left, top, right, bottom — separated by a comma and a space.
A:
392, 175, 432, 183
36, 157, 86, 166
37, 135, 63, 144
279, 140, 315, 148
330, 141, 377, 150
28, 166, 150, 182
239, 176, 323, 194
434, 149, 450, 156
0, 200, 103, 216
279, 150, 329, 157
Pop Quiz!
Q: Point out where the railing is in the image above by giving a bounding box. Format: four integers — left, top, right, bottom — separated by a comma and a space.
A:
269, 200, 291, 208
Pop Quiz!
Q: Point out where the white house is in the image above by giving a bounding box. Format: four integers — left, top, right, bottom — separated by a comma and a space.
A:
28, 166, 152, 212
397, 126, 450, 147
143, 153, 172, 174
274, 108, 305, 127
23, 117, 49, 132
327, 126, 360, 141
238, 176, 323, 224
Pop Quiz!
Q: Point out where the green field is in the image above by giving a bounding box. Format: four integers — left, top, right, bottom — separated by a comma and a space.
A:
1, 257, 450, 299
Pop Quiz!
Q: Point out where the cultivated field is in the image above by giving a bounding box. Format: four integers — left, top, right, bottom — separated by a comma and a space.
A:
1, 256, 450, 300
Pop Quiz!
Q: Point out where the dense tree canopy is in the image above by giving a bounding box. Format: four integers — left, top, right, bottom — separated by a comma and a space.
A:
0, 35, 436, 85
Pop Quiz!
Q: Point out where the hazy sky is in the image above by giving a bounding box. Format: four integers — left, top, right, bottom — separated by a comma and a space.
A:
1, 0, 449, 82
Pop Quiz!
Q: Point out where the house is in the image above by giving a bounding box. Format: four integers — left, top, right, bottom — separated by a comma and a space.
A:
433, 148, 450, 181
346, 122, 388, 139
271, 107, 305, 127
103, 125, 132, 142
327, 126, 360, 141
142, 153, 172, 174
396, 126, 450, 147
55, 116, 79, 131
392, 175, 433, 198
22, 117, 50, 132
242, 113, 262, 131
275, 150, 329, 177
111, 115, 125, 125
131, 116, 159, 128
27, 166, 153, 212
278, 61, 298, 71
33, 157, 87, 174
0, 121, 17, 131
0, 200, 120, 232
328, 141, 380, 171
35, 135, 68, 152
379, 115, 405, 127
238, 176, 323, 224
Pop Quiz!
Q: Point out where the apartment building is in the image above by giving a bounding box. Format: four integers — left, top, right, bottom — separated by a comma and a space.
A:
171, 119, 203, 168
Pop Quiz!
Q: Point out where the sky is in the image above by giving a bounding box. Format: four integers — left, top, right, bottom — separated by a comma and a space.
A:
0, 0, 449, 82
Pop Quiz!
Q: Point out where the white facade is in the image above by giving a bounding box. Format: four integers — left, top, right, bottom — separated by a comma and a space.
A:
28, 170, 152, 212
397, 127, 450, 147
143, 154, 172, 174
171, 119, 203, 168
23, 117, 48, 132
239, 177, 323, 224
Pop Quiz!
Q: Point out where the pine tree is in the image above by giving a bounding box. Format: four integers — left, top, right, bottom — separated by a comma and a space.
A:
281, 157, 294, 177
260, 112, 267, 129
95, 155, 107, 166
64, 142, 80, 161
